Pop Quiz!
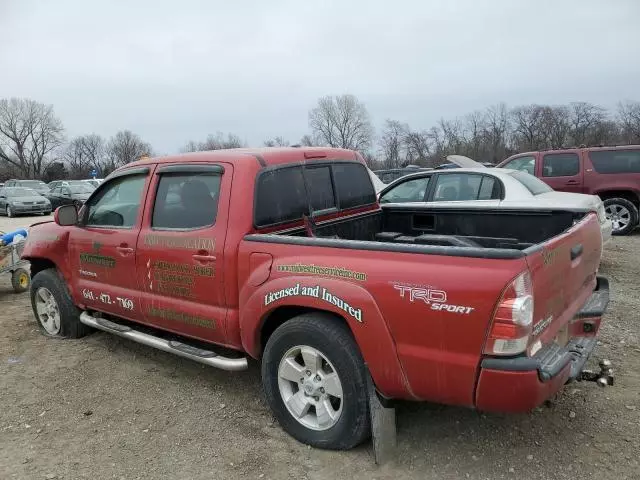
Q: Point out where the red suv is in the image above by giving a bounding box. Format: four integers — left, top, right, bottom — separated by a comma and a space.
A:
499, 146, 640, 235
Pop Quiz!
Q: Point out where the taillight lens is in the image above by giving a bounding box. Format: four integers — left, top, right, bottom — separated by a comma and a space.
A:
484, 271, 534, 356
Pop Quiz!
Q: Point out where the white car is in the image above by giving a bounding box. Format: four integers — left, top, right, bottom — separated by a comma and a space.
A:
376, 163, 613, 246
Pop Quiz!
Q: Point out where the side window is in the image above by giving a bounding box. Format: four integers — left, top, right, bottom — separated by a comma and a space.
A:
542, 153, 580, 177
304, 166, 336, 212
62, 187, 71, 196
504, 156, 536, 175
152, 173, 221, 229
589, 150, 640, 174
85, 174, 147, 228
432, 174, 486, 201
52, 187, 61, 195
478, 176, 498, 200
332, 163, 376, 209
379, 177, 430, 203
254, 167, 309, 227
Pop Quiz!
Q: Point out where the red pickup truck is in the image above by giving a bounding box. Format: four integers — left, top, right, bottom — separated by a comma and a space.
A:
23, 147, 611, 450
499, 145, 640, 235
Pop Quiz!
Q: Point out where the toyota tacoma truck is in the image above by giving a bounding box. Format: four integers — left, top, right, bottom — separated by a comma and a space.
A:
23, 147, 611, 450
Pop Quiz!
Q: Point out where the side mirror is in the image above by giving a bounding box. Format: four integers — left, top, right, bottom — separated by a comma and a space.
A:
54, 204, 78, 226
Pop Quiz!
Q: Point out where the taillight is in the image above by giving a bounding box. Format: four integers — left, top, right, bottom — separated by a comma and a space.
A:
484, 271, 534, 356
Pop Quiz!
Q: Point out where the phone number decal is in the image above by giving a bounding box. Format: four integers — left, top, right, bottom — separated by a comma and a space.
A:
82, 289, 134, 310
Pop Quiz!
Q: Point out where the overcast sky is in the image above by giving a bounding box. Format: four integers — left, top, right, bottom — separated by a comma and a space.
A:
1, 0, 639, 154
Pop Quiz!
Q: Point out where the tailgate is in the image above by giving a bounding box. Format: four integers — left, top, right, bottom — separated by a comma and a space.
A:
525, 212, 602, 348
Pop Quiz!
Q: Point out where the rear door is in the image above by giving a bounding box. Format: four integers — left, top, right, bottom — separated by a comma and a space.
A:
540, 152, 584, 193
69, 166, 152, 319
526, 212, 602, 346
135, 163, 231, 345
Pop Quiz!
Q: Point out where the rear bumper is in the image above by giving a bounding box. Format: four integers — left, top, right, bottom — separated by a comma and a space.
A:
475, 276, 610, 413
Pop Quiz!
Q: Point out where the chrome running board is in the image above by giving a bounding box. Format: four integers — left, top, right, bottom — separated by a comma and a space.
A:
79, 312, 248, 371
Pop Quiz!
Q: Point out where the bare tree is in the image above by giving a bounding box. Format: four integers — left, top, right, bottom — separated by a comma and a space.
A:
0, 98, 64, 178
484, 103, 510, 163
309, 94, 374, 151
299, 134, 317, 147
63, 134, 106, 178
404, 129, 434, 166
379, 119, 408, 168
618, 101, 640, 144
568, 102, 607, 146
263, 136, 289, 147
105, 130, 152, 172
182, 132, 244, 152
540, 106, 571, 149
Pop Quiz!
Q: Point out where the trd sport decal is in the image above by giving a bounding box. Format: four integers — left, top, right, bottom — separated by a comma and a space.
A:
264, 283, 363, 322
393, 283, 474, 315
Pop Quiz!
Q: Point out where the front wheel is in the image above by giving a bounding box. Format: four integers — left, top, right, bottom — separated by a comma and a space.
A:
7, 206, 14, 218
261, 313, 370, 450
604, 198, 638, 236
30, 269, 92, 338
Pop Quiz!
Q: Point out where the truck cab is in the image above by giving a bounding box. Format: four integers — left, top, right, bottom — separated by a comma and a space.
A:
499, 146, 640, 235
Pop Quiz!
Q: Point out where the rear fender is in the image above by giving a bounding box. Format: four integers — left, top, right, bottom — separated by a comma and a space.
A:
239, 275, 414, 399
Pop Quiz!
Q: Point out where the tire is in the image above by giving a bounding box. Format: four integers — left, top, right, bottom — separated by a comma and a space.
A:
7, 206, 14, 218
261, 313, 370, 450
604, 198, 638, 236
30, 269, 92, 338
11, 268, 30, 293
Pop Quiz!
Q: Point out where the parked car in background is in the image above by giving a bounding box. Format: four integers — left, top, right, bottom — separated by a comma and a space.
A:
83, 178, 103, 188
373, 165, 431, 184
45, 183, 94, 210
4, 179, 50, 196
48, 180, 97, 191
0, 187, 51, 217
378, 166, 612, 245
499, 145, 640, 235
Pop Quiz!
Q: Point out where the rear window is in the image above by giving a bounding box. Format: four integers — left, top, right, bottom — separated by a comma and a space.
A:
510, 171, 553, 195
332, 163, 376, 209
305, 166, 336, 211
589, 149, 640, 174
254, 161, 375, 227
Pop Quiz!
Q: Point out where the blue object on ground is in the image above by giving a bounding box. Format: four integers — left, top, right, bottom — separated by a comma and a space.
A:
1, 229, 28, 245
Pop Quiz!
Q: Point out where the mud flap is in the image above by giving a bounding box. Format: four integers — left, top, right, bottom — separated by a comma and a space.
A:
366, 369, 397, 465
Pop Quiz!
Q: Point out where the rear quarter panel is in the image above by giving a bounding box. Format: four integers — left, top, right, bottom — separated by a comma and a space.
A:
237, 239, 525, 405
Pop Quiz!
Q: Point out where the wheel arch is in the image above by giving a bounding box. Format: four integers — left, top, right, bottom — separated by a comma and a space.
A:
239, 275, 415, 399
596, 189, 640, 209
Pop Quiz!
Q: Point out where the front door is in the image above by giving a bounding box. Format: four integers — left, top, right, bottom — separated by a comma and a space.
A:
135, 163, 230, 345
70, 167, 152, 319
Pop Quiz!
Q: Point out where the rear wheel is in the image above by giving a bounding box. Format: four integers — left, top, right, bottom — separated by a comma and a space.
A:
261, 313, 370, 450
604, 198, 638, 236
30, 269, 92, 338
7, 206, 14, 218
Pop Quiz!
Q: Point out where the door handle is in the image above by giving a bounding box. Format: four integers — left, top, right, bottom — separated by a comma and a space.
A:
116, 245, 134, 255
566, 180, 579, 185
570, 244, 583, 260
192, 254, 217, 263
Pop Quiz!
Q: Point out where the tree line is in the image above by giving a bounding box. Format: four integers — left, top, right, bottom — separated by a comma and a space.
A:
2, 95, 640, 181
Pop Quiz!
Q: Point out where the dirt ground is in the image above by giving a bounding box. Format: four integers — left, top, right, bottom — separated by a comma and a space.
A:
1, 215, 639, 480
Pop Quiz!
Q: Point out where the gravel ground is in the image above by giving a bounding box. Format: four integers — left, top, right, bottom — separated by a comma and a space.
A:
0, 215, 639, 480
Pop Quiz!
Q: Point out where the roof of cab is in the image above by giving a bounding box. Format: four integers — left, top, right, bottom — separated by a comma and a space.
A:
125, 147, 361, 170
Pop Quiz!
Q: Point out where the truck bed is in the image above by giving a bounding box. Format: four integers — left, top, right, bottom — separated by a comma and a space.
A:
254, 205, 582, 257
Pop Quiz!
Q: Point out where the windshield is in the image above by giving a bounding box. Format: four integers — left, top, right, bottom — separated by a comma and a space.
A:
6, 188, 37, 197
69, 184, 94, 194
510, 171, 553, 195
